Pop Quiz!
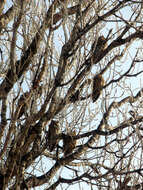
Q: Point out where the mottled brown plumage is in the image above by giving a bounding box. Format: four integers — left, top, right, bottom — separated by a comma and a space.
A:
63, 131, 76, 156
96, 36, 106, 47
92, 74, 104, 102
94, 36, 107, 56
16, 92, 31, 119
46, 120, 60, 152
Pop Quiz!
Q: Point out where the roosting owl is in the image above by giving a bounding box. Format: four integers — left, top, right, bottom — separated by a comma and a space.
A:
63, 130, 77, 156
96, 36, 107, 50
92, 74, 104, 102
46, 120, 60, 152
93, 36, 107, 57
96, 36, 106, 48
16, 92, 31, 119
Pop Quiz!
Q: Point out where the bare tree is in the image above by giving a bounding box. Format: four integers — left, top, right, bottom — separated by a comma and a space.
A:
1, 0, 143, 189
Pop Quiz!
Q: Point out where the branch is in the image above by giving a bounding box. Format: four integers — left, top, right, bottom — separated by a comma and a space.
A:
0, 0, 6, 15
0, 0, 76, 99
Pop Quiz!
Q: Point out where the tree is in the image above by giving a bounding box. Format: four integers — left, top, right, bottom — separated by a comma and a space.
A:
0, 0, 143, 189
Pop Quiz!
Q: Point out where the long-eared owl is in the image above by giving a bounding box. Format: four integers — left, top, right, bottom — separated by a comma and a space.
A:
92, 74, 104, 102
